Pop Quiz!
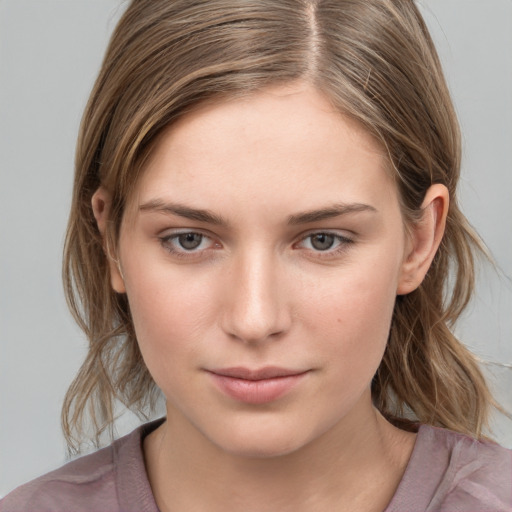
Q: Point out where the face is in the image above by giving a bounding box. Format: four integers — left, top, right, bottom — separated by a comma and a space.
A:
111, 83, 414, 457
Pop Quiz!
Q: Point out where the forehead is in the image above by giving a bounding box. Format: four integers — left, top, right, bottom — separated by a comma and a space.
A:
126, 83, 397, 221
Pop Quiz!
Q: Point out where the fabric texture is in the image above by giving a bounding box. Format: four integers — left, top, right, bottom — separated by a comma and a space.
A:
1, 420, 511, 511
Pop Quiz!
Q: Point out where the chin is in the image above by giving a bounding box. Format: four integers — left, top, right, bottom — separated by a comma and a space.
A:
217, 434, 307, 459
202, 415, 322, 460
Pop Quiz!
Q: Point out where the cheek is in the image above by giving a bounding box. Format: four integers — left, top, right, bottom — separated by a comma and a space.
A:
122, 262, 218, 372
301, 254, 400, 369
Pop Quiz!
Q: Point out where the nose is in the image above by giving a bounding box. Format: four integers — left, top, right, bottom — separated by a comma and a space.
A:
220, 249, 292, 344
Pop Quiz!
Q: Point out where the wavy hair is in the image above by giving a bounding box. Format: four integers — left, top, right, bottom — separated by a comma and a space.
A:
62, 0, 495, 452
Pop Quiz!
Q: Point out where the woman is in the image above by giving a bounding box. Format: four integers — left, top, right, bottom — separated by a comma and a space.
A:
2, 0, 511, 511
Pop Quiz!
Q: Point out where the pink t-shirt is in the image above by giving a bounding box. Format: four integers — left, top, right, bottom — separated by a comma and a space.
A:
2, 420, 511, 511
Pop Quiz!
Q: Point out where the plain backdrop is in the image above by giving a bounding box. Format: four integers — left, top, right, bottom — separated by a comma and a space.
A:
1, 0, 511, 497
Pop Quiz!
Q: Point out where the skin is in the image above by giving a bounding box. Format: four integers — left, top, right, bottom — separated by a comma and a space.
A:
93, 83, 448, 512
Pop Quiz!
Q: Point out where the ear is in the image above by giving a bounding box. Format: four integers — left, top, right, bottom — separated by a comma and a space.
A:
397, 184, 449, 295
91, 187, 126, 294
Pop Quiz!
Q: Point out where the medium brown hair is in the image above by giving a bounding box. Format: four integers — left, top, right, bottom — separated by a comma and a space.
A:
62, 0, 494, 451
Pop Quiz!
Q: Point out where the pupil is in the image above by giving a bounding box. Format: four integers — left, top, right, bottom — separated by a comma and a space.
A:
178, 233, 202, 250
311, 233, 334, 251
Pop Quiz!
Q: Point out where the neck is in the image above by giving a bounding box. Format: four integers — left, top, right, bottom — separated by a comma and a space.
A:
144, 396, 416, 512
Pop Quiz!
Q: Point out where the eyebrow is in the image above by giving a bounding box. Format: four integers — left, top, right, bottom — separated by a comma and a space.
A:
287, 203, 377, 224
138, 199, 377, 226
139, 199, 229, 226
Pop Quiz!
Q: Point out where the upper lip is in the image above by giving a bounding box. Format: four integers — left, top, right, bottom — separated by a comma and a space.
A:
208, 366, 308, 381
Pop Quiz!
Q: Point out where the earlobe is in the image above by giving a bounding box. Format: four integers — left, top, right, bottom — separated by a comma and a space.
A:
397, 184, 449, 295
91, 187, 126, 294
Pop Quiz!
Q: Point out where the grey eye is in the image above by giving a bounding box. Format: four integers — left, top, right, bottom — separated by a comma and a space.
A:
178, 233, 203, 250
310, 233, 335, 251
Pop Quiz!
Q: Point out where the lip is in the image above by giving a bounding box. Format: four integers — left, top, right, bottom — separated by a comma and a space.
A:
207, 367, 309, 404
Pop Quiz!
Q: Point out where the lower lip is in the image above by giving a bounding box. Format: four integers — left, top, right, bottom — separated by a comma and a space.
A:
209, 372, 307, 405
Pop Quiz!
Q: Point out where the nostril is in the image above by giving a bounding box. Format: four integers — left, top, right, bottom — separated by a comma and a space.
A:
222, 298, 291, 344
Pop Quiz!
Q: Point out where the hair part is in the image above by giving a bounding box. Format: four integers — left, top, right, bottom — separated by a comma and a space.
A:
63, 0, 495, 452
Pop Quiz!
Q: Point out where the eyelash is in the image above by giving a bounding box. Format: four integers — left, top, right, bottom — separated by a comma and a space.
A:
159, 231, 218, 259
158, 230, 354, 260
295, 232, 354, 256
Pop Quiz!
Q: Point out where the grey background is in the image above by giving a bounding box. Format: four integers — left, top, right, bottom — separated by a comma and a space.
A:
1, 0, 511, 497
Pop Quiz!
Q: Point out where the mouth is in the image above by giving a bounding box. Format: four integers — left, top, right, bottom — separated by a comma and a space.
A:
206, 367, 310, 404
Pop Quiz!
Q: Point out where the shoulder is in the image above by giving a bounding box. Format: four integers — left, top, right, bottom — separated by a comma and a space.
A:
425, 425, 512, 511
0, 421, 161, 512
387, 424, 512, 512
0, 443, 116, 512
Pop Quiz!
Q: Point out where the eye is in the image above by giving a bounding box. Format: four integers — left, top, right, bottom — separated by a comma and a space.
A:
176, 232, 204, 250
308, 233, 336, 251
297, 232, 353, 254
159, 231, 218, 256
